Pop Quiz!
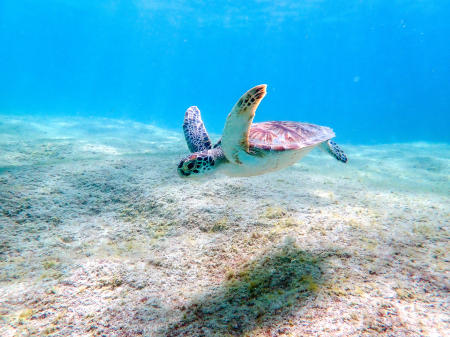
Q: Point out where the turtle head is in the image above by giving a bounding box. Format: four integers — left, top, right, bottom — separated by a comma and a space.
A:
177, 151, 218, 179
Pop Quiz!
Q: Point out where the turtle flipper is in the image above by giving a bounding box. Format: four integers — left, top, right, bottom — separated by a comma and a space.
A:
320, 140, 348, 163
221, 84, 267, 164
183, 106, 212, 152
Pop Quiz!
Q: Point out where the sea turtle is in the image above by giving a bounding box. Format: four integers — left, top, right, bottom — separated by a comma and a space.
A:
178, 84, 347, 178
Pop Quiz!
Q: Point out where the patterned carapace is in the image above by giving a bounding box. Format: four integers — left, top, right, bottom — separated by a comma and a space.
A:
248, 121, 335, 151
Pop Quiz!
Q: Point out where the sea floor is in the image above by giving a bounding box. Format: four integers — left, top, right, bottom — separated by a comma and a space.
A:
0, 115, 449, 337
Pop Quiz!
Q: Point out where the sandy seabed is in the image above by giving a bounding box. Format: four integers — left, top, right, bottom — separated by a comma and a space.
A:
0, 115, 448, 337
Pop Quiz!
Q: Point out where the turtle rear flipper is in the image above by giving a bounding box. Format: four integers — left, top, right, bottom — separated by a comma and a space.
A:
221, 84, 267, 164
320, 140, 348, 163
183, 106, 212, 152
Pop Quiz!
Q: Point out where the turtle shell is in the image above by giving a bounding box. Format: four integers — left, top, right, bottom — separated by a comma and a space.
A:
248, 121, 335, 151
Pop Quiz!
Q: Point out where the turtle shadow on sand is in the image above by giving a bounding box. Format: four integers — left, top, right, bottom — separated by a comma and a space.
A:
161, 242, 330, 337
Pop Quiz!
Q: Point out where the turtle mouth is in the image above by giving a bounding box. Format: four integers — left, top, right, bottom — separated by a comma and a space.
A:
178, 168, 191, 177
177, 158, 191, 177
177, 156, 213, 179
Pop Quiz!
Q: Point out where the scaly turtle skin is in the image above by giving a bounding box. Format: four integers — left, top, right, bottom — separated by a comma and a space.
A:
178, 84, 347, 178
182, 106, 212, 152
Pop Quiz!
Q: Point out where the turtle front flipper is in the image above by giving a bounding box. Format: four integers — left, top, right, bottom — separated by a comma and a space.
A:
183, 106, 212, 152
320, 140, 348, 163
221, 84, 267, 164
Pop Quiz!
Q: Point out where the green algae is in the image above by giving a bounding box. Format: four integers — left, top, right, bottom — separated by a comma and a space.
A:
263, 206, 287, 219
166, 243, 326, 336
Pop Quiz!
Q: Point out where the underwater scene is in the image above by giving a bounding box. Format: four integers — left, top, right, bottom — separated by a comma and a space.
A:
0, 1, 449, 336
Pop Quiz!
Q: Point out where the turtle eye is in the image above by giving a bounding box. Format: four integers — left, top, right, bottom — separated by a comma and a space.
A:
187, 162, 195, 170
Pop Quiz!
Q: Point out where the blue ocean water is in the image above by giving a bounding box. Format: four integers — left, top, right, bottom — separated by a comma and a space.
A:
0, 0, 449, 144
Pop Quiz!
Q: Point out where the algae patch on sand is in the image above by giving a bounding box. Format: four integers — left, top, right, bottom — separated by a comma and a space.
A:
165, 243, 325, 336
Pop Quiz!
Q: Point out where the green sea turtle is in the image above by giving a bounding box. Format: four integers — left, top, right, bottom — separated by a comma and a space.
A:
178, 84, 347, 178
